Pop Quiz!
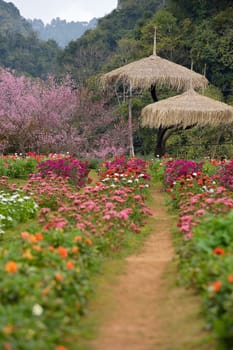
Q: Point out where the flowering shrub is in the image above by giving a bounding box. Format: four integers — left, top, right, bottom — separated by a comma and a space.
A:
164, 159, 202, 187
177, 212, 233, 347
217, 160, 233, 190
22, 173, 76, 210
0, 227, 99, 349
99, 156, 150, 188
37, 157, 90, 187
0, 191, 38, 234
0, 156, 38, 179
100, 157, 150, 179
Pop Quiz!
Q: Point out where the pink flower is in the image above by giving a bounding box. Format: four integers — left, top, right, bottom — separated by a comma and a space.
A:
105, 202, 114, 209
195, 209, 205, 216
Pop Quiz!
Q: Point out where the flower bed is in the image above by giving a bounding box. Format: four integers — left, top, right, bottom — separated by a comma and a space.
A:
0, 156, 152, 350
162, 158, 233, 348
0, 190, 38, 234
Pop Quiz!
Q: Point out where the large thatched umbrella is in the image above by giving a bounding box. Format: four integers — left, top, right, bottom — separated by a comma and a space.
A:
141, 88, 233, 155
101, 34, 208, 156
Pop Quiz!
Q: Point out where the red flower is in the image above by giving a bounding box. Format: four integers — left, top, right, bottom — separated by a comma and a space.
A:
212, 281, 222, 292
227, 274, 233, 283
57, 246, 68, 259
66, 261, 74, 270
213, 247, 225, 255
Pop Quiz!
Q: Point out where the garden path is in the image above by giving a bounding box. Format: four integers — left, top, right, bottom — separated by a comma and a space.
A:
90, 183, 213, 350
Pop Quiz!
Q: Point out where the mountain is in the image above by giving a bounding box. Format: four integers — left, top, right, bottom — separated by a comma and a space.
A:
58, 0, 165, 84
30, 17, 98, 48
0, 0, 32, 35
0, 0, 61, 78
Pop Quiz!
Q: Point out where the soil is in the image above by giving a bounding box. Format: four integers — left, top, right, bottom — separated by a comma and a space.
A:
90, 184, 216, 350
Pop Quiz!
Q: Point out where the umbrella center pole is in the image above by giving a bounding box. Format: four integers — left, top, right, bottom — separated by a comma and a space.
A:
128, 84, 135, 157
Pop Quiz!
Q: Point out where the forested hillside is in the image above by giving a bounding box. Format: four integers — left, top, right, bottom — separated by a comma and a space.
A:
0, 0, 61, 78
59, 0, 232, 100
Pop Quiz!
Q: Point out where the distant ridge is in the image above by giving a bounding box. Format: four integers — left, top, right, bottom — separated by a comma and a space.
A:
30, 17, 98, 48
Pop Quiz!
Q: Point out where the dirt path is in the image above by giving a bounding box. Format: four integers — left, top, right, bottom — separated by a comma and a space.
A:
90, 183, 216, 350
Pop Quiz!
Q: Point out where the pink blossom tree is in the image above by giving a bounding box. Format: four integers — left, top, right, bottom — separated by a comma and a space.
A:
0, 68, 128, 157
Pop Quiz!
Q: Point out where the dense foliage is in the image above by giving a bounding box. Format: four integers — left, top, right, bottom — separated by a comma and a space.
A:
0, 0, 60, 78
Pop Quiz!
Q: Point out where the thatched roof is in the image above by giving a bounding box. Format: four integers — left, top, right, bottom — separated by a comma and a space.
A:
101, 54, 208, 91
141, 89, 233, 128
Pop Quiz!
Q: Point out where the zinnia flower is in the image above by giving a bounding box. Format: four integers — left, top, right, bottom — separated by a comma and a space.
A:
32, 304, 43, 316
56, 345, 68, 350
212, 281, 222, 292
227, 274, 233, 283
213, 247, 225, 255
66, 261, 74, 270
5, 261, 18, 274
55, 273, 63, 282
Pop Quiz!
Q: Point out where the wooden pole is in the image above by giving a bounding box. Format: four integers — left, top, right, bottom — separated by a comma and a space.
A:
128, 82, 135, 157
153, 27, 157, 56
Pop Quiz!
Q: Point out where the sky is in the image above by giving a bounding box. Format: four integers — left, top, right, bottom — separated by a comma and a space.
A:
7, 0, 118, 23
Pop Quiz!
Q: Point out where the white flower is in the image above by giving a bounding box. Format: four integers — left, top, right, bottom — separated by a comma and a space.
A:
32, 304, 43, 316
192, 172, 197, 177
127, 180, 133, 183
209, 188, 215, 193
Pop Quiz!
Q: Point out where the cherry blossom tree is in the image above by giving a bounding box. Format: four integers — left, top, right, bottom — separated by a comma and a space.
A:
0, 68, 128, 157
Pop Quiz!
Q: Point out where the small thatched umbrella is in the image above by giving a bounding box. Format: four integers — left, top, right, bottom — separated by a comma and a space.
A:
101, 32, 208, 156
141, 88, 233, 155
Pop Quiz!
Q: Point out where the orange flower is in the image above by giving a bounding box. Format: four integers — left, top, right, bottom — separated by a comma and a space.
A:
212, 281, 222, 292
35, 233, 43, 241
85, 238, 92, 246
21, 231, 30, 240
2, 325, 14, 335
55, 273, 63, 282
49, 245, 55, 252
228, 274, 233, 283
4, 343, 13, 350
213, 247, 225, 255
29, 235, 37, 244
57, 246, 68, 259
33, 245, 42, 252
72, 246, 79, 254
22, 249, 33, 260
56, 346, 68, 350
74, 236, 82, 242
42, 287, 50, 296
66, 261, 74, 270
5, 261, 18, 274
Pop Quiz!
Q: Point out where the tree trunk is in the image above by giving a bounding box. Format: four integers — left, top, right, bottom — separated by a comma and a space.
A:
151, 84, 167, 157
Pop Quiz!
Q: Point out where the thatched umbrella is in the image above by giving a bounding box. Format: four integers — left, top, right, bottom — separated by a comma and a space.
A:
101, 32, 208, 156
141, 88, 233, 155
